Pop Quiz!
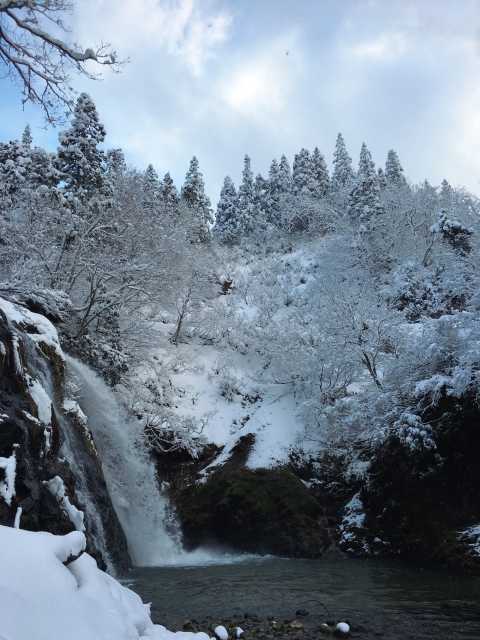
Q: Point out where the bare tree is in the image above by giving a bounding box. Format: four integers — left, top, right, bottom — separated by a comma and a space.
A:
0, 0, 122, 122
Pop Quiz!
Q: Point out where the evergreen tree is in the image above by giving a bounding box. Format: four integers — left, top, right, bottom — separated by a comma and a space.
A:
214, 175, 238, 241
311, 147, 330, 197
181, 156, 213, 241
160, 172, 179, 212
348, 142, 383, 222
237, 155, 256, 234
332, 132, 354, 191
0, 140, 29, 210
27, 148, 58, 188
56, 93, 110, 207
254, 173, 268, 226
143, 164, 161, 213
265, 158, 281, 225
21, 125, 32, 148
292, 148, 314, 196
440, 178, 454, 210
278, 155, 292, 193
106, 148, 127, 179
377, 167, 387, 190
385, 149, 406, 187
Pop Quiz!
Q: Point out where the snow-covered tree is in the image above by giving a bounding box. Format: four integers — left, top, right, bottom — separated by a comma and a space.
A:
348, 142, 383, 223
332, 133, 354, 191
0, 0, 121, 122
181, 156, 213, 241
278, 155, 292, 194
292, 148, 314, 196
106, 148, 127, 180
311, 147, 329, 198
160, 172, 179, 213
265, 158, 281, 225
431, 210, 473, 256
21, 125, 32, 148
236, 155, 256, 234
56, 93, 111, 208
254, 173, 268, 227
377, 167, 387, 190
143, 164, 161, 213
440, 178, 454, 210
385, 149, 406, 187
214, 176, 238, 242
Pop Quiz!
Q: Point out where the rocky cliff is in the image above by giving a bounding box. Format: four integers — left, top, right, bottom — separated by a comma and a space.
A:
0, 293, 129, 571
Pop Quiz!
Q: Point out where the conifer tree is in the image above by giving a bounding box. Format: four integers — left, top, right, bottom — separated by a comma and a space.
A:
292, 148, 314, 196
265, 158, 281, 225
27, 148, 59, 188
21, 125, 32, 148
385, 149, 406, 187
278, 155, 292, 193
181, 156, 213, 241
106, 148, 127, 179
56, 93, 110, 207
161, 172, 179, 212
332, 132, 354, 191
254, 173, 268, 227
237, 155, 255, 234
143, 164, 161, 213
0, 140, 29, 210
377, 167, 387, 190
440, 178, 454, 210
311, 147, 330, 197
348, 142, 383, 222
214, 175, 238, 241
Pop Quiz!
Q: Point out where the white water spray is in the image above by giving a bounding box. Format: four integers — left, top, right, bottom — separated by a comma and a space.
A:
66, 356, 249, 567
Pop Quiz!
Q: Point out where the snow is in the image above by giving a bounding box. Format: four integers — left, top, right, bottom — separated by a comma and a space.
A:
459, 524, 480, 557
27, 377, 53, 424
336, 622, 350, 635
0, 447, 17, 506
0, 525, 212, 640
214, 626, 229, 640
234, 628, 244, 638
14, 507, 22, 528
132, 342, 305, 473
44, 476, 85, 532
0, 296, 63, 359
63, 399, 88, 425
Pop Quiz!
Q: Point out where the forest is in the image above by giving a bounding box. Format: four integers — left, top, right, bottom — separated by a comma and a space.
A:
1, 1, 480, 640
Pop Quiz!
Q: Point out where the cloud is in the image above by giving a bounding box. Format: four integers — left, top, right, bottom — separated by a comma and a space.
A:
74, 0, 233, 77
218, 31, 303, 122
348, 32, 410, 61
2, 0, 479, 203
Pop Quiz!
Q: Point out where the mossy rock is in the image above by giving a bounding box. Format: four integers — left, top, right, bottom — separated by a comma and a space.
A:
175, 467, 330, 557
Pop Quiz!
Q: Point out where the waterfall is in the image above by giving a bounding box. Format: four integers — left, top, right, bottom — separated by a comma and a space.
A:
66, 355, 184, 567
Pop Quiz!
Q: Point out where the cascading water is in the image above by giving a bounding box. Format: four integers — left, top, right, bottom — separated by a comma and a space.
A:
66, 355, 184, 566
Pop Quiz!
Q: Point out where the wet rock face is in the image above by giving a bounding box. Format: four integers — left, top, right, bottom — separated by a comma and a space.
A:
0, 297, 129, 571
175, 467, 331, 558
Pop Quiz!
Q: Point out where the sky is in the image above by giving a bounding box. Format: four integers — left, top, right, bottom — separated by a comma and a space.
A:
0, 0, 479, 202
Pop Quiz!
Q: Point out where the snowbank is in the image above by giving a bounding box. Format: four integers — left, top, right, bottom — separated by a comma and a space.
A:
0, 525, 210, 640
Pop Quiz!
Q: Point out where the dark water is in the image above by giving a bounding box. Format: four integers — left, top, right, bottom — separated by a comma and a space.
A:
129, 557, 480, 639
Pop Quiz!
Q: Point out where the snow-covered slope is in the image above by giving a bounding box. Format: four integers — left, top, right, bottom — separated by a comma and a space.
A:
0, 525, 210, 640
125, 241, 327, 472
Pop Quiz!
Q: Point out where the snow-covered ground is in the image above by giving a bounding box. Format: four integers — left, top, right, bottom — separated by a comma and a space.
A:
0, 524, 211, 640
